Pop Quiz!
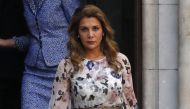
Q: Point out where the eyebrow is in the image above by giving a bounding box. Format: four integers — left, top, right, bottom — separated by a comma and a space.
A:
79, 25, 101, 27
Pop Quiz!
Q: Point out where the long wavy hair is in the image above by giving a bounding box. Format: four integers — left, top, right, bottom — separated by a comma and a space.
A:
68, 4, 121, 72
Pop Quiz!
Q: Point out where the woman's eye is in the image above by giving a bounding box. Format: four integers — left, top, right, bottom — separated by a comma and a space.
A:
80, 28, 88, 32
93, 27, 99, 31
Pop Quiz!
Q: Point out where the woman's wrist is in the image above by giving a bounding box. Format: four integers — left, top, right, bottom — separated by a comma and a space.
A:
0, 38, 16, 48
8, 39, 16, 48
5, 39, 16, 48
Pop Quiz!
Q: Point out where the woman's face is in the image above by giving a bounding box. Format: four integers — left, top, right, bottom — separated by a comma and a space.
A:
78, 17, 103, 52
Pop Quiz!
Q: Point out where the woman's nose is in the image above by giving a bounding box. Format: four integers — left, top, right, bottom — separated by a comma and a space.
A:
88, 30, 94, 38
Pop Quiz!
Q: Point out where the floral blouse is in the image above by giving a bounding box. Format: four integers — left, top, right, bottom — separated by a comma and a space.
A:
49, 53, 137, 109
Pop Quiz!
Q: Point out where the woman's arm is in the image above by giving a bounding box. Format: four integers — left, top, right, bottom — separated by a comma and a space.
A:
49, 59, 73, 109
0, 38, 16, 48
118, 53, 137, 108
0, 35, 29, 50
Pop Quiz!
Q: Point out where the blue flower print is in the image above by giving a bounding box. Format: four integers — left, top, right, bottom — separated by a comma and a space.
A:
86, 61, 94, 70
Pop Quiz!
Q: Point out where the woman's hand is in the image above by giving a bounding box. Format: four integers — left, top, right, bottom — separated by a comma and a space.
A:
0, 38, 16, 48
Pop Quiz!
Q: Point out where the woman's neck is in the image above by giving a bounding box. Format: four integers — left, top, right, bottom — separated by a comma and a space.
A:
85, 50, 104, 60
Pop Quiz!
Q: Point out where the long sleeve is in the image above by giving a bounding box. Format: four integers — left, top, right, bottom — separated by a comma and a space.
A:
61, 0, 80, 23
12, 35, 30, 50
49, 59, 74, 109
118, 53, 137, 109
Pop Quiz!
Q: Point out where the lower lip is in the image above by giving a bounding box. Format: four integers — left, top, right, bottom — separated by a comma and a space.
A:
87, 41, 95, 44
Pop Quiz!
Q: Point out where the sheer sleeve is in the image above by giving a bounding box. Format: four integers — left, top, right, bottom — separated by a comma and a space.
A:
118, 53, 137, 109
49, 58, 74, 109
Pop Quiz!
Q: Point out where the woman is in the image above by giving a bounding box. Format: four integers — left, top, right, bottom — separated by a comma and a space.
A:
0, 0, 80, 109
49, 4, 137, 109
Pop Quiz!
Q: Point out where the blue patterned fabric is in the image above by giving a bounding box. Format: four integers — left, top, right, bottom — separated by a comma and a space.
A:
14, 0, 80, 67
13, 36, 30, 50
22, 66, 55, 109
12, 0, 80, 109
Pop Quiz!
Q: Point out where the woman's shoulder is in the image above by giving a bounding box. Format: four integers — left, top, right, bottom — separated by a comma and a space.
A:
117, 52, 129, 61
59, 57, 71, 65
117, 52, 131, 67
57, 57, 74, 72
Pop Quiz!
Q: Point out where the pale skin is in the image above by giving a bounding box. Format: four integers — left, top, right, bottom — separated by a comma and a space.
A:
78, 17, 104, 60
0, 38, 16, 48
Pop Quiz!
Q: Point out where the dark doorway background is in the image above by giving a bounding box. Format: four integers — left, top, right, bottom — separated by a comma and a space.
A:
0, 0, 28, 109
81, 0, 142, 108
0, 0, 142, 108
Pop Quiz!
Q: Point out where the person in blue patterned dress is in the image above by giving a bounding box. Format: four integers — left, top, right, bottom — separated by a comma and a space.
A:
49, 5, 137, 109
0, 0, 80, 109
